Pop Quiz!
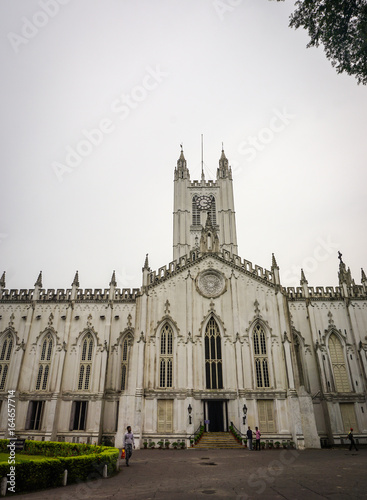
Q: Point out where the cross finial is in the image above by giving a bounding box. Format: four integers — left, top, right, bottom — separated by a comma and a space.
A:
338, 251, 343, 262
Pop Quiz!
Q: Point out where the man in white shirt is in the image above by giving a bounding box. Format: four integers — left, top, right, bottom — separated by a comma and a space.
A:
123, 425, 135, 466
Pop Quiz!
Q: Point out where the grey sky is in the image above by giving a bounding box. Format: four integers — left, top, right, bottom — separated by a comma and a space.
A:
1, 0, 366, 291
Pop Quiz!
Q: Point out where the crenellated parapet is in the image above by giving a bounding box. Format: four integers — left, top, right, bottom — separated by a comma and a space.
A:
190, 179, 218, 188
0, 287, 139, 303
286, 285, 366, 301
148, 249, 275, 287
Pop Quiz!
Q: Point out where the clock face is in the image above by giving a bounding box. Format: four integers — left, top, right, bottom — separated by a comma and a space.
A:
196, 195, 212, 210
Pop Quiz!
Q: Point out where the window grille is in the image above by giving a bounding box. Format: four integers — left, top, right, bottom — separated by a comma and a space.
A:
253, 324, 270, 388
205, 317, 223, 389
0, 333, 13, 390
159, 324, 173, 388
78, 333, 93, 391
36, 334, 53, 391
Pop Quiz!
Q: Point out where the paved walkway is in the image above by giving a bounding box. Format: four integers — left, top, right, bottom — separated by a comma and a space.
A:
15, 447, 366, 499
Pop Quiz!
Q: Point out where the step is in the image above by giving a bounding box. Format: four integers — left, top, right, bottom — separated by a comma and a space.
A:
192, 432, 244, 449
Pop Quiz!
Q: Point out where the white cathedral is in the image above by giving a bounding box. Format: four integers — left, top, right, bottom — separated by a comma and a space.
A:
1, 148, 367, 449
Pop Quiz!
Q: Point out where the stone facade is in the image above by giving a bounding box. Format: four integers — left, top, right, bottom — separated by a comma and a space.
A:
0, 149, 366, 449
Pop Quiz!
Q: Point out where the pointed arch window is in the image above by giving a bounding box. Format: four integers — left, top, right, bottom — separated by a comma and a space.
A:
328, 333, 350, 392
78, 333, 93, 391
121, 335, 132, 391
36, 333, 53, 391
253, 324, 270, 388
192, 196, 200, 226
205, 317, 223, 389
159, 324, 173, 388
0, 333, 13, 391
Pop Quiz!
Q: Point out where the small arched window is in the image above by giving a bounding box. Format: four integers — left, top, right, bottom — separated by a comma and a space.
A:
36, 333, 53, 391
0, 333, 13, 390
160, 324, 173, 388
78, 333, 93, 390
253, 324, 269, 388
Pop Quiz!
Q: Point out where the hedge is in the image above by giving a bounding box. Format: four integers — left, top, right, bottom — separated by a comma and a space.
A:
0, 440, 119, 493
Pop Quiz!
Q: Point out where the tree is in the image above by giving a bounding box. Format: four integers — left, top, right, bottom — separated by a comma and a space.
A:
275, 0, 367, 85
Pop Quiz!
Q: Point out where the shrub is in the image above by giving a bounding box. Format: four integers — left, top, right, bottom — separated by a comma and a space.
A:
0, 440, 119, 493
149, 442, 156, 448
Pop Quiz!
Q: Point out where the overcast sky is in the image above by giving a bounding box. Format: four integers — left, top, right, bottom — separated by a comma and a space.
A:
1, 0, 366, 292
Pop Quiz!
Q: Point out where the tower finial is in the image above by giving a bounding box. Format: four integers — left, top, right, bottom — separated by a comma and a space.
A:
362, 268, 367, 283
0, 271, 5, 288
109, 270, 117, 287
34, 271, 42, 288
143, 253, 150, 270
271, 253, 279, 269
300, 268, 308, 285
72, 270, 79, 287
201, 134, 205, 181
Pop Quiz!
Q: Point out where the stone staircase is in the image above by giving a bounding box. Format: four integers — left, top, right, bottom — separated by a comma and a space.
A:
193, 432, 244, 449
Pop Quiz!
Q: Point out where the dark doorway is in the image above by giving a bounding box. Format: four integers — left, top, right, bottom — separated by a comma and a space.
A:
207, 401, 224, 432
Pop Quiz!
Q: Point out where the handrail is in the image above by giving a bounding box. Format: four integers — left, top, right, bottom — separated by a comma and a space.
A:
230, 421, 246, 441
189, 422, 203, 442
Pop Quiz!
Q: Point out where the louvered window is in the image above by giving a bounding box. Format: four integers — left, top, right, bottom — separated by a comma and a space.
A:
340, 403, 358, 433
192, 196, 200, 225
258, 400, 275, 432
329, 334, 350, 392
157, 399, 173, 433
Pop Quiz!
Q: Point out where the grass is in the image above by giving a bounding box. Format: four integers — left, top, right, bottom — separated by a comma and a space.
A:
0, 452, 58, 463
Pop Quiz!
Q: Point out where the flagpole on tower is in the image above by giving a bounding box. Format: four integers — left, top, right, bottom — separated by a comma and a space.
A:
201, 134, 205, 181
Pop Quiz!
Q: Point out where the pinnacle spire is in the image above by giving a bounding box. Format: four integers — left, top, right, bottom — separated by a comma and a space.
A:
143, 253, 150, 270
300, 268, 308, 285
0, 271, 5, 288
362, 268, 367, 283
34, 271, 42, 288
109, 270, 117, 287
177, 145, 187, 167
72, 270, 79, 287
271, 253, 279, 269
217, 146, 230, 179
338, 252, 354, 286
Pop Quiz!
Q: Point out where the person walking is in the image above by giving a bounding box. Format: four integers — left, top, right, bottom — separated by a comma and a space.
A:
348, 428, 358, 451
246, 426, 253, 451
255, 426, 261, 451
123, 425, 135, 466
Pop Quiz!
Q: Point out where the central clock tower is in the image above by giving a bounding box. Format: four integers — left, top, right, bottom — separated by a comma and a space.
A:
173, 146, 238, 261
